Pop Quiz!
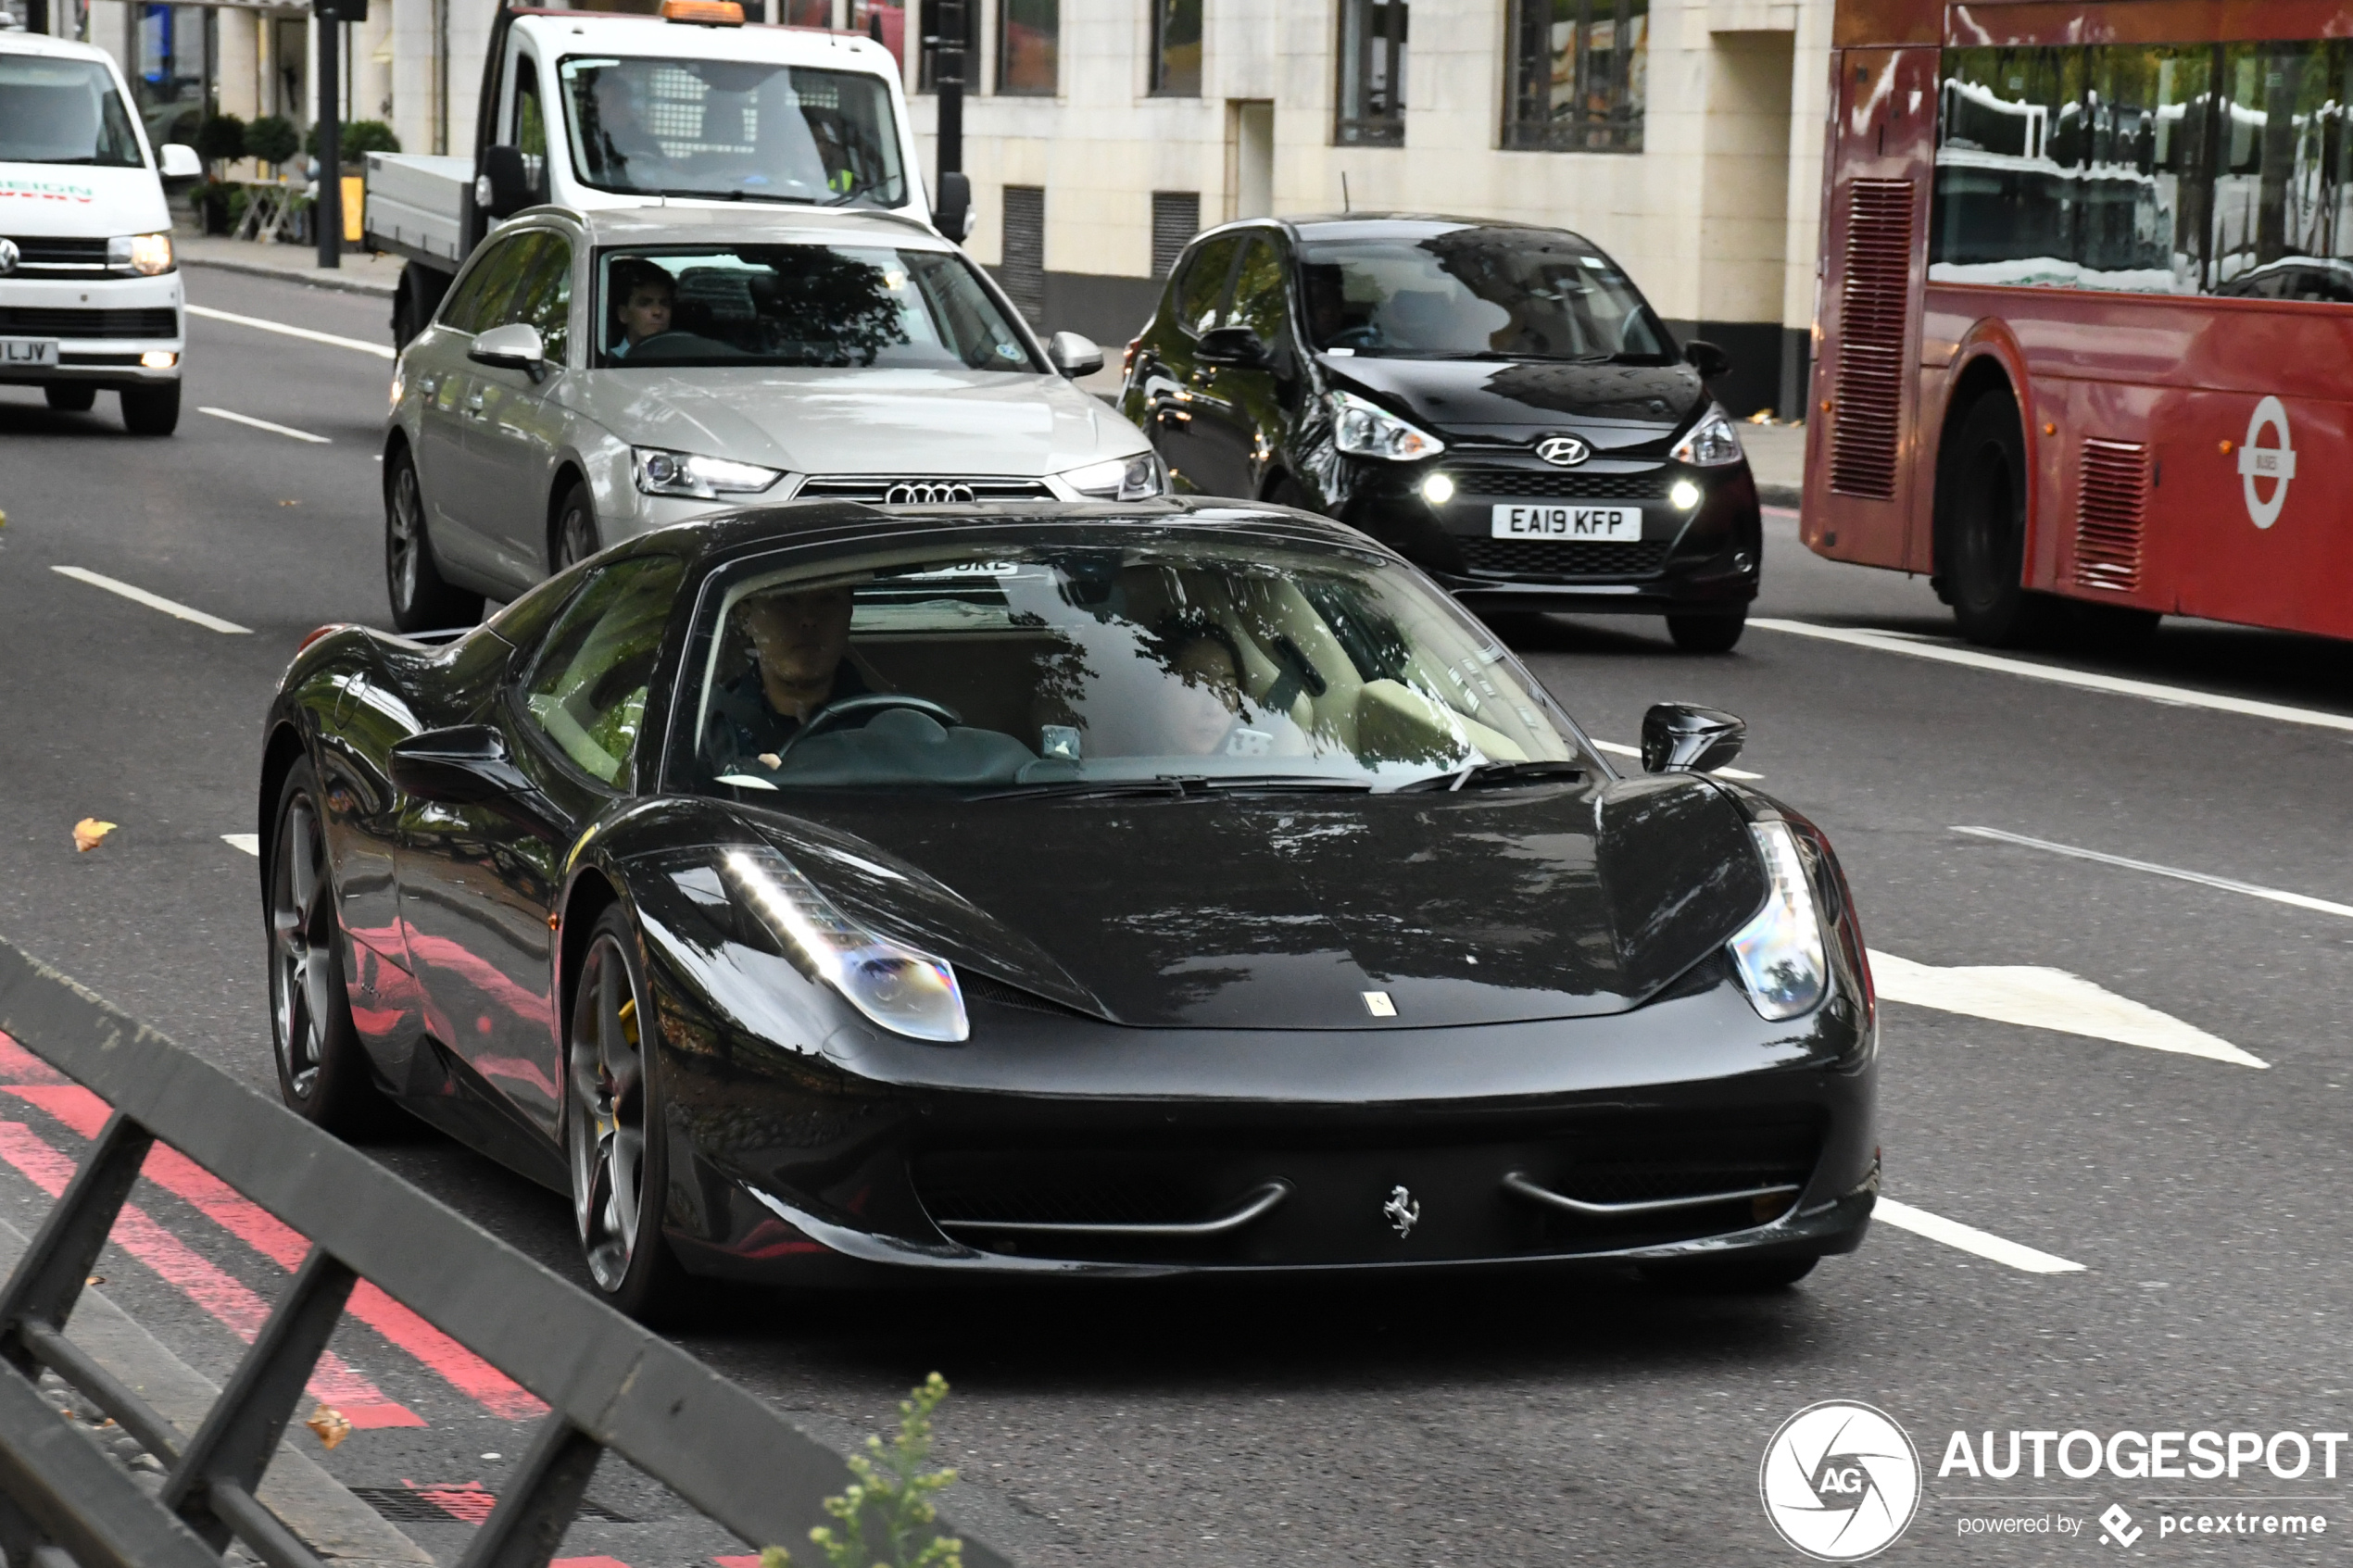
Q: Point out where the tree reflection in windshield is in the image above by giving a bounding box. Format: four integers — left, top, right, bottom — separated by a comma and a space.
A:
1299, 228, 1674, 360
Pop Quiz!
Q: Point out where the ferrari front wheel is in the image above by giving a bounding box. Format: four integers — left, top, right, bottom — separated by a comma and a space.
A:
267, 761, 387, 1134
566, 907, 686, 1322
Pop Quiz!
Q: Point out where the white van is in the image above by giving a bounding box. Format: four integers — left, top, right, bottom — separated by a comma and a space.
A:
0, 30, 197, 434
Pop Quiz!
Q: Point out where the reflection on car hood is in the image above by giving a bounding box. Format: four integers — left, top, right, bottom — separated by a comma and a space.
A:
1324, 356, 1705, 443
747, 774, 1767, 1029
570, 366, 1148, 477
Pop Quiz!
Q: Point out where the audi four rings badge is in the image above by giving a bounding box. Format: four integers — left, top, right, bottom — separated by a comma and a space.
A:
884, 481, 978, 506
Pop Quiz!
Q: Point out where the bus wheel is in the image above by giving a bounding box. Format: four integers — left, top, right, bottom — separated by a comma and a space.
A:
1942, 393, 2055, 646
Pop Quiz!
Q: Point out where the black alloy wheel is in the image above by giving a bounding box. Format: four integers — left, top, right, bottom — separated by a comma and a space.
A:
1942, 393, 2055, 646
268, 761, 387, 1134
552, 478, 600, 571
384, 448, 484, 633
1667, 610, 1747, 654
44, 384, 96, 412
566, 906, 685, 1321
119, 382, 181, 436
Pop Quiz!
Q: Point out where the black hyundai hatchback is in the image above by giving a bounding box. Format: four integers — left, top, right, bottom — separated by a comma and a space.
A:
1120, 216, 1762, 651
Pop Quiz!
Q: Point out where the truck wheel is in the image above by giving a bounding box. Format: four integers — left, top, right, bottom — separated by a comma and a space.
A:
119, 383, 181, 436
384, 448, 484, 632
392, 264, 451, 349
44, 384, 96, 412
1940, 393, 2056, 646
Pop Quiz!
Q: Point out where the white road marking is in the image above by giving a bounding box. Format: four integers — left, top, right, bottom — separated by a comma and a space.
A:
221, 834, 259, 856
1750, 619, 2353, 734
184, 304, 395, 361
1875, 1198, 2085, 1273
198, 406, 330, 444
1954, 824, 2353, 922
1589, 738, 1763, 780
1869, 949, 2265, 1069
51, 567, 251, 635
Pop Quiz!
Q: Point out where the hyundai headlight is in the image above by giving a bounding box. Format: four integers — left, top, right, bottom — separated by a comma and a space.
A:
633, 447, 785, 499
108, 232, 174, 275
724, 849, 968, 1042
1329, 390, 1445, 461
1727, 821, 1828, 1021
1671, 406, 1743, 468
1061, 451, 1167, 500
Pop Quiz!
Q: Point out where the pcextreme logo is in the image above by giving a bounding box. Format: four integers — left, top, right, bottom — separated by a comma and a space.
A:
1761, 1401, 1923, 1562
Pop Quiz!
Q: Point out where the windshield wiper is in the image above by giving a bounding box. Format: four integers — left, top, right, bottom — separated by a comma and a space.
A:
1396, 760, 1586, 793
966, 779, 1192, 802
1183, 775, 1374, 795
971, 774, 1376, 802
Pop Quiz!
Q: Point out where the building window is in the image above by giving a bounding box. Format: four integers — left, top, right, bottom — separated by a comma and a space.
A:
781, 0, 833, 24
999, 0, 1058, 94
1151, 0, 1202, 97
1001, 184, 1046, 322
917, 0, 976, 92
1151, 191, 1201, 277
1504, 0, 1648, 154
1337, 0, 1405, 146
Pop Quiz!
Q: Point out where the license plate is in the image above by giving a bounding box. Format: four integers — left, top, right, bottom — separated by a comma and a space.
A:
1491, 503, 1642, 540
0, 338, 58, 368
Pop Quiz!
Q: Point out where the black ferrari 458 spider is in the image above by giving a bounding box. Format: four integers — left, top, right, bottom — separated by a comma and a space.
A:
258, 497, 1877, 1316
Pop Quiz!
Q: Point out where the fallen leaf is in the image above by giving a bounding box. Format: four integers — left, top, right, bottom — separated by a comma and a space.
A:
72, 819, 116, 852
306, 1404, 351, 1450
84, 1275, 104, 1286
278, 499, 301, 507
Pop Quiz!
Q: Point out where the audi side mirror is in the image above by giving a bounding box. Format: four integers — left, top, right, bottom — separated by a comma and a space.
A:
474, 144, 536, 220
932, 170, 973, 242
1682, 339, 1731, 381
1047, 331, 1104, 378
1640, 703, 1746, 774
1196, 325, 1273, 369
389, 726, 531, 804
469, 322, 548, 382
157, 144, 203, 182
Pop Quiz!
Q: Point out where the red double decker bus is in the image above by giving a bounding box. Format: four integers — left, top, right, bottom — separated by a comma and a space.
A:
1805, 0, 2353, 646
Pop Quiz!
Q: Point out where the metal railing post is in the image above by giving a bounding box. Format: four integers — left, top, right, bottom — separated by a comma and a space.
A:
0, 1112, 156, 1373
458, 1413, 604, 1568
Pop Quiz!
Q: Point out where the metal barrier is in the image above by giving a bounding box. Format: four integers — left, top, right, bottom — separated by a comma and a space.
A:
0, 937, 1013, 1568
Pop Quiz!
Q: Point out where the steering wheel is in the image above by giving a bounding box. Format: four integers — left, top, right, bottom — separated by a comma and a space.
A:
770, 693, 964, 767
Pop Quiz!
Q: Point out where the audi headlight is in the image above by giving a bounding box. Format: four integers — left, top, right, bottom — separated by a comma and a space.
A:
1671, 406, 1743, 468
724, 849, 967, 1043
633, 447, 785, 499
1727, 821, 1828, 1022
1062, 451, 1167, 500
107, 232, 174, 275
1329, 390, 1445, 461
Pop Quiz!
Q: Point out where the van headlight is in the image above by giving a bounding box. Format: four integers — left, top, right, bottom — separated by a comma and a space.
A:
107, 232, 176, 276
1329, 390, 1445, 461
724, 849, 968, 1042
634, 447, 785, 499
1671, 405, 1743, 467
1727, 821, 1828, 1021
1061, 451, 1167, 500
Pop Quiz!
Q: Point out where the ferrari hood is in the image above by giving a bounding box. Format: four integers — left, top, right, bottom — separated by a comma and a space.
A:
749, 775, 1767, 1030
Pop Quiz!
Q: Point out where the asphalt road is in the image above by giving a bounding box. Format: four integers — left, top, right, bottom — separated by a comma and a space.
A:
3, 265, 2352, 1565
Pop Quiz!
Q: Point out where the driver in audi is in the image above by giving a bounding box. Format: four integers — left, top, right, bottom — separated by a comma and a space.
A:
704, 584, 868, 771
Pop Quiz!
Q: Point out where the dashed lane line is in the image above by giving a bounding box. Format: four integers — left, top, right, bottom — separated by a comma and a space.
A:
1955, 824, 2353, 922
1589, 737, 1763, 781
222, 833, 260, 856
52, 566, 251, 634
1749, 619, 2353, 734
184, 303, 395, 360
199, 405, 331, 444
1875, 1198, 2085, 1273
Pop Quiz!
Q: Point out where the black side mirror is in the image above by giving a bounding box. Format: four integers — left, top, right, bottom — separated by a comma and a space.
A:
389, 725, 532, 805
933, 170, 973, 242
1196, 325, 1274, 369
1640, 703, 1745, 773
475, 144, 535, 221
1682, 339, 1730, 381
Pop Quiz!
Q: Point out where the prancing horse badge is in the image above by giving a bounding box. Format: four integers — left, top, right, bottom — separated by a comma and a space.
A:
1383, 1185, 1421, 1238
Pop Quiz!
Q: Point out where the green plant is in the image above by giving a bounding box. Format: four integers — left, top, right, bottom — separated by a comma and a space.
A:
763, 1374, 964, 1568
245, 114, 299, 169
305, 119, 400, 160
194, 113, 246, 169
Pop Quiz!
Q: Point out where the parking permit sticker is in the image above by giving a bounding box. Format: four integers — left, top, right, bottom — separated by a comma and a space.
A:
2240, 396, 2296, 530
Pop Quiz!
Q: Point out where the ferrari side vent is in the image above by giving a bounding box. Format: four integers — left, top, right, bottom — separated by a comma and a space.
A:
1828, 180, 1916, 501
2075, 438, 2149, 594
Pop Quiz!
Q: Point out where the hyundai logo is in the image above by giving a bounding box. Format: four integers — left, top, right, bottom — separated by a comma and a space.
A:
883, 481, 976, 506
0, 240, 18, 278
1536, 435, 1591, 467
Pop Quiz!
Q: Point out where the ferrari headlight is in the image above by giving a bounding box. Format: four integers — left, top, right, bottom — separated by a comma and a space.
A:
1329, 390, 1445, 461
108, 232, 174, 275
1727, 821, 1828, 1021
634, 447, 785, 499
1671, 406, 1743, 468
724, 849, 967, 1042
1061, 451, 1167, 500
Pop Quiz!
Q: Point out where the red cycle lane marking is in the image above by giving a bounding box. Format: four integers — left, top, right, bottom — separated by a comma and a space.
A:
0, 1121, 422, 1427
0, 1079, 546, 1421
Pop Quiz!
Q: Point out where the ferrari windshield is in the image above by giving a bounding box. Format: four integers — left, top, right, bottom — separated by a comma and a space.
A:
685, 539, 1582, 795
559, 56, 904, 207
0, 56, 144, 167
1299, 230, 1674, 361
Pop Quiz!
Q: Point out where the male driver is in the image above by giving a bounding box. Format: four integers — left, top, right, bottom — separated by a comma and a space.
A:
704, 584, 869, 770
608, 260, 676, 359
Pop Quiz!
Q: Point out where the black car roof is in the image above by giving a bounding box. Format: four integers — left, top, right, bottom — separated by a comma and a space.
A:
1202, 214, 1599, 246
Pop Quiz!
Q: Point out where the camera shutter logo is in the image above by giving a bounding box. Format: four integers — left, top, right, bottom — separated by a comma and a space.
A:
1758, 1401, 1920, 1562
1536, 435, 1591, 467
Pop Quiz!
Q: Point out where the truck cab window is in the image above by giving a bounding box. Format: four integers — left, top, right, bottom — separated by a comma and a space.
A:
513, 57, 549, 169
